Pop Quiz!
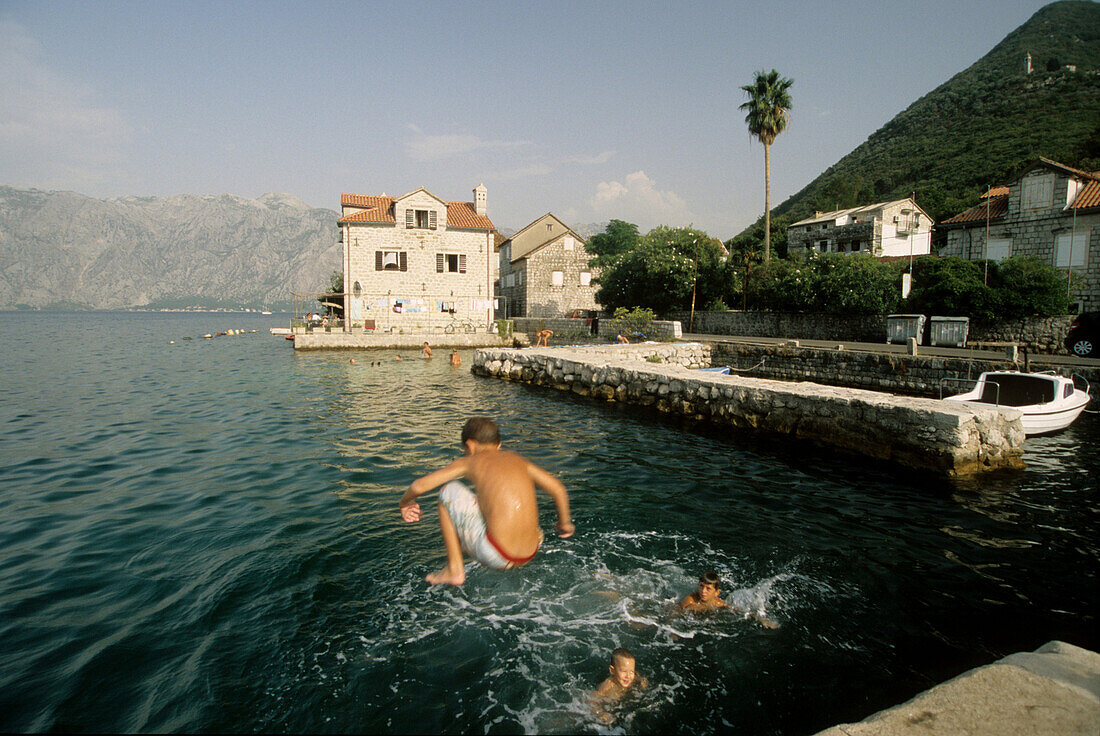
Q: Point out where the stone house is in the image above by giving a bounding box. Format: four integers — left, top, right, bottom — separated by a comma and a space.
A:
337, 185, 497, 331
497, 213, 599, 318
938, 158, 1099, 309
787, 198, 933, 257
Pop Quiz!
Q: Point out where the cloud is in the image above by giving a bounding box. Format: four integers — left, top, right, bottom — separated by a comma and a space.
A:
589, 170, 692, 227
404, 124, 532, 162
0, 19, 131, 189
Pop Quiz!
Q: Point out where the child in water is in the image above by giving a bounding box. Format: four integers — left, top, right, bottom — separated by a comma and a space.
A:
679, 570, 780, 628
399, 417, 574, 586
591, 648, 647, 724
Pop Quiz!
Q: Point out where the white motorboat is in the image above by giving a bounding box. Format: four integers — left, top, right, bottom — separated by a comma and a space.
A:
945, 371, 1090, 436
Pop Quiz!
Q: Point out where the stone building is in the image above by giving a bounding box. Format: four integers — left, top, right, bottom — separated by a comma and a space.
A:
938, 158, 1099, 309
337, 185, 497, 331
787, 198, 933, 257
497, 213, 599, 317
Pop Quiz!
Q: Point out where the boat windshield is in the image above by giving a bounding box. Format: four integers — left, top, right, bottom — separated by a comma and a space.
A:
978, 374, 1056, 406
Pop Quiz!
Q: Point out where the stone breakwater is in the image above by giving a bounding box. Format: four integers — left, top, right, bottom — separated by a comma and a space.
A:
472, 344, 1025, 476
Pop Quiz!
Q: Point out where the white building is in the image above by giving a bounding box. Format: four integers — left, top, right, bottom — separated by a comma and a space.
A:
787, 198, 933, 258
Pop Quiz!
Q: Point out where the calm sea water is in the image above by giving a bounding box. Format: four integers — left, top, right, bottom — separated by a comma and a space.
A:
0, 311, 1096, 734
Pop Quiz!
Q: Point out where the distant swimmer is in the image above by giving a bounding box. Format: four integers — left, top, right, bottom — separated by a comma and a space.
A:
422, 342, 433, 359
395, 354, 402, 361
450, 349, 461, 367
399, 417, 573, 586
350, 358, 357, 364
616, 333, 629, 344
591, 648, 648, 724
678, 570, 779, 628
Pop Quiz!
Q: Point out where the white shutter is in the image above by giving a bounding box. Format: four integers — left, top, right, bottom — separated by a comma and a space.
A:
429, 210, 437, 230
405, 209, 414, 228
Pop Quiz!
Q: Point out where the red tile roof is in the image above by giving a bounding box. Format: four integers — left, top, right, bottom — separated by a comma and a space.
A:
981, 185, 1009, 198
940, 194, 1008, 225
338, 192, 494, 229
1072, 179, 1100, 210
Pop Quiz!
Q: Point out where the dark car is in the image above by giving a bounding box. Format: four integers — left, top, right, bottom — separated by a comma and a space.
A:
1065, 311, 1099, 358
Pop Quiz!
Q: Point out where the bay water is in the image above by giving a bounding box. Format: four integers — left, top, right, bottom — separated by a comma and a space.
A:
0, 311, 1095, 734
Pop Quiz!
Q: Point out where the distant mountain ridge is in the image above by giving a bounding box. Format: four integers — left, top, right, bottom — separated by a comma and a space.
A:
0, 187, 342, 309
755, 0, 1100, 236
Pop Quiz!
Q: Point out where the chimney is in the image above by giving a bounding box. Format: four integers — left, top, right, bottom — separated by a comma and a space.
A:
1025, 52, 1032, 75
473, 184, 487, 217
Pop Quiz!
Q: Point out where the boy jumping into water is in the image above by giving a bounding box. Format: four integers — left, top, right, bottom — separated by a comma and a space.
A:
679, 570, 780, 628
399, 417, 574, 586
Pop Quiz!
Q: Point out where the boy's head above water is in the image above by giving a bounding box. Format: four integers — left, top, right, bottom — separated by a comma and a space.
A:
461, 417, 501, 451
609, 648, 636, 688
698, 570, 722, 600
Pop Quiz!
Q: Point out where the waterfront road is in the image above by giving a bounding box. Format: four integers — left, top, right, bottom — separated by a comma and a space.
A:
679, 332, 1100, 371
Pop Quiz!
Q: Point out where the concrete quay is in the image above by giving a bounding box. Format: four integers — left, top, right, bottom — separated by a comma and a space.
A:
292, 331, 507, 351
471, 343, 1025, 476
815, 640, 1100, 736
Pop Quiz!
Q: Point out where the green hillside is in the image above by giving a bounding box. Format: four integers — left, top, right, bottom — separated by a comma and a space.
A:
762, 1, 1100, 233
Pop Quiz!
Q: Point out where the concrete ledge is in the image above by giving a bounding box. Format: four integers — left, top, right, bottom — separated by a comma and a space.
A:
293, 332, 507, 351
815, 641, 1100, 736
471, 344, 1025, 476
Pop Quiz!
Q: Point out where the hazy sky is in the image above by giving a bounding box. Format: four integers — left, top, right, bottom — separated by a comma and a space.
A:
0, 0, 1056, 237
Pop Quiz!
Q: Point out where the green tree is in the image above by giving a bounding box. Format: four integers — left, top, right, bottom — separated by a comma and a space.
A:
586, 219, 640, 269
595, 226, 726, 314
740, 69, 793, 264
319, 269, 344, 317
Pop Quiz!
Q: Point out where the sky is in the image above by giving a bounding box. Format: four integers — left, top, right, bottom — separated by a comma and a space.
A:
0, 0, 1060, 238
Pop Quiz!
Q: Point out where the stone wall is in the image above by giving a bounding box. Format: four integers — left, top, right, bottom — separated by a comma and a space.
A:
669, 310, 1077, 354
710, 342, 1100, 398
508, 317, 683, 342
471, 344, 1025, 476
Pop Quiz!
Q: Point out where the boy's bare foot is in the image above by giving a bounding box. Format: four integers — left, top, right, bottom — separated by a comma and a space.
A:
426, 567, 466, 586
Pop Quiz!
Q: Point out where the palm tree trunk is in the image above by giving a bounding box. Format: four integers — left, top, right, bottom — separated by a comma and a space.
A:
764, 142, 771, 263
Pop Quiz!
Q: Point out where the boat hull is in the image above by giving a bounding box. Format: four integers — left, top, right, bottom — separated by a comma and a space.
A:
945, 371, 1090, 436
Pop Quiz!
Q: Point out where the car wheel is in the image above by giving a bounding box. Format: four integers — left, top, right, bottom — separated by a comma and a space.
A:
1070, 337, 1095, 357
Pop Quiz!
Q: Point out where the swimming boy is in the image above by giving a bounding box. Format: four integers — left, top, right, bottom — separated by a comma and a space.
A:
450, 349, 461, 366
679, 570, 780, 628
422, 342, 433, 359
592, 648, 647, 723
399, 417, 574, 586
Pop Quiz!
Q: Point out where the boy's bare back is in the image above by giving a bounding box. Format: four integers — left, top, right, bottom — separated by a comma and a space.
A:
463, 449, 546, 558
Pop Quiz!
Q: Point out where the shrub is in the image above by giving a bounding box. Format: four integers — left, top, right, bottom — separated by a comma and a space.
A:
611, 306, 656, 340
990, 256, 1071, 319
904, 256, 996, 321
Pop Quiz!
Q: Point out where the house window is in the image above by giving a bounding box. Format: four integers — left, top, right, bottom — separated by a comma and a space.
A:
1021, 174, 1054, 211
436, 253, 467, 273
518, 270, 524, 285
1055, 231, 1088, 268
563, 236, 574, 251
580, 271, 591, 286
546, 224, 553, 232
551, 270, 564, 286
817, 240, 829, 252
406, 208, 437, 230
375, 250, 408, 271
986, 238, 1012, 262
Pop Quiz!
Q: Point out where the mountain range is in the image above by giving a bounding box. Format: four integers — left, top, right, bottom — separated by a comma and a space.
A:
0, 188, 340, 310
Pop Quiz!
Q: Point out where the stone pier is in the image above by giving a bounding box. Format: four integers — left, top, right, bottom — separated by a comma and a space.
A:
472, 344, 1025, 476
815, 640, 1100, 736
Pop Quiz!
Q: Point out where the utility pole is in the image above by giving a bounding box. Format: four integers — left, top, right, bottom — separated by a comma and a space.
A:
689, 238, 700, 333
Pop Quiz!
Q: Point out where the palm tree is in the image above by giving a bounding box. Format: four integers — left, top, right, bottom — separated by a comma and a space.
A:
740, 69, 793, 263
